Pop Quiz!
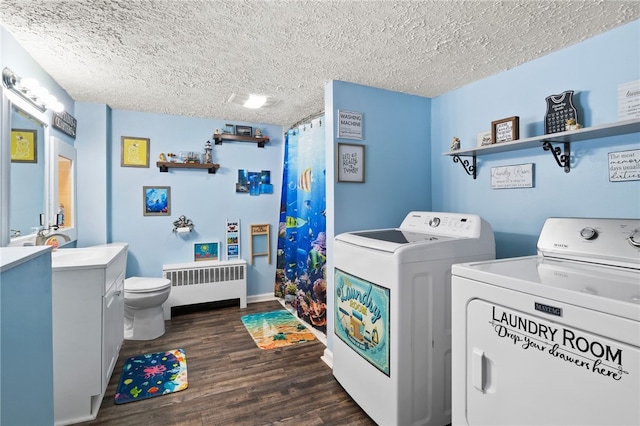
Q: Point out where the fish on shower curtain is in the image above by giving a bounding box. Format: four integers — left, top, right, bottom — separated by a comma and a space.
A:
275, 116, 327, 333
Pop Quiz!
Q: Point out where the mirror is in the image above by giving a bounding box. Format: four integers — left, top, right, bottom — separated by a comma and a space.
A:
9, 105, 46, 238
52, 136, 76, 239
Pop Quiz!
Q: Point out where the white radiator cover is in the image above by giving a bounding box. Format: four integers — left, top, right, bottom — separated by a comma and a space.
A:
162, 259, 247, 319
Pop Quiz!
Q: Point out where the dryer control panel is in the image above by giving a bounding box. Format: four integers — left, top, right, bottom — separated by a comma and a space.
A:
537, 218, 640, 269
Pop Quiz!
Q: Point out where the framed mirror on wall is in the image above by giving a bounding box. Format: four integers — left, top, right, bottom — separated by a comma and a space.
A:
1, 87, 76, 247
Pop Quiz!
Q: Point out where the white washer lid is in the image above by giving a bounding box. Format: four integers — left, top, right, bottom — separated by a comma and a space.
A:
125, 277, 171, 293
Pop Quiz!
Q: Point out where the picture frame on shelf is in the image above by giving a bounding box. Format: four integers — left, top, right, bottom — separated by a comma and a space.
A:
223, 124, 234, 134
142, 186, 170, 216
337, 143, 365, 183
235, 125, 252, 136
121, 136, 150, 167
10, 129, 37, 163
491, 116, 519, 143
194, 241, 220, 262
476, 131, 493, 147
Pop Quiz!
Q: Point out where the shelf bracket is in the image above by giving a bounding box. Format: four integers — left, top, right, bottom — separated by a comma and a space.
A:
452, 154, 477, 179
542, 141, 570, 173
159, 164, 169, 172
207, 166, 217, 174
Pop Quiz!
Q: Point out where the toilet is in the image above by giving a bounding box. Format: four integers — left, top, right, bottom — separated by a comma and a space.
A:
123, 277, 172, 340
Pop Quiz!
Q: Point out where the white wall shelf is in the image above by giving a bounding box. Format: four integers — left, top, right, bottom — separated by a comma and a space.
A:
443, 118, 640, 179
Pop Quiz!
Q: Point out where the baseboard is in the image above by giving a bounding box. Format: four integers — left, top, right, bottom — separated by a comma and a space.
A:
247, 293, 278, 304
321, 347, 334, 369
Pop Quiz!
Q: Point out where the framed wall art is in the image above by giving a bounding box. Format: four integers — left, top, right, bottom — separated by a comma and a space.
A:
10, 129, 37, 163
491, 116, 519, 143
142, 186, 171, 216
337, 143, 365, 183
194, 241, 220, 261
121, 136, 150, 167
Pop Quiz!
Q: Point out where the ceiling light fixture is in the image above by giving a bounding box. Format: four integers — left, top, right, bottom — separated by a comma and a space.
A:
2, 67, 64, 113
228, 93, 278, 109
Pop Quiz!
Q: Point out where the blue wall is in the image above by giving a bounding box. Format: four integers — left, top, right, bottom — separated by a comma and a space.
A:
431, 20, 640, 258
107, 110, 283, 296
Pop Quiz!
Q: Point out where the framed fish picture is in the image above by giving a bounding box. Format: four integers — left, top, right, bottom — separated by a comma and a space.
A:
194, 242, 220, 262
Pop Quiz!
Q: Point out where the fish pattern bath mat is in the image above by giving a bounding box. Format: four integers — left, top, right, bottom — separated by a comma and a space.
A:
115, 348, 188, 404
241, 309, 316, 350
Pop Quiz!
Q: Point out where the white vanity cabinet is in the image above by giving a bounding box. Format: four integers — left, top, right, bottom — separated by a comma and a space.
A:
51, 243, 127, 425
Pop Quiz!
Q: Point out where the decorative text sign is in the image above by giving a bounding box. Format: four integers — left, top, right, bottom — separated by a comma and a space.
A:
491, 163, 534, 189
52, 111, 77, 139
335, 268, 390, 376
618, 80, 640, 121
337, 109, 363, 140
609, 149, 640, 182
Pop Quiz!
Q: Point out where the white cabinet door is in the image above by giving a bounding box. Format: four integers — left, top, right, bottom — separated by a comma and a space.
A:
102, 272, 124, 391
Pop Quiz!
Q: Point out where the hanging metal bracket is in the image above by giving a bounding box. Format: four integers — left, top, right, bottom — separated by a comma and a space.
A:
452, 154, 477, 179
542, 141, 570, 173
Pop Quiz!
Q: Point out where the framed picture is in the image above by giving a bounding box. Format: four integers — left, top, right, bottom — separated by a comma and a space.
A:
194, 241, 220, 261
121, 136, 150, 167
10, 129, 37, 163
476, 131, 493, 146
142, 186, 170, 216
235, 125, 252, 136
491, 116, 519, 143
337, 143, 365, 183
223, 124, 235, 134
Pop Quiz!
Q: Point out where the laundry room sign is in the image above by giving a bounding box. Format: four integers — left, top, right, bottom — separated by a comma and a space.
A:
489, 305, 630, 383
335, 268, 390, 375
337, 110, 363, 140
490, 163, 534, 189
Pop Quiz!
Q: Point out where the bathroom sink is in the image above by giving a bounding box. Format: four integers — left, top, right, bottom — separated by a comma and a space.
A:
51, 245, 125, 269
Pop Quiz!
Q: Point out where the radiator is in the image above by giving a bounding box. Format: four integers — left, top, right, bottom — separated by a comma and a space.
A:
162, 259, 247, 320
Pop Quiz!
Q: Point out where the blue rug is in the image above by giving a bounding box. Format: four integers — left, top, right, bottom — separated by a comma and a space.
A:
114, 348, 188, 404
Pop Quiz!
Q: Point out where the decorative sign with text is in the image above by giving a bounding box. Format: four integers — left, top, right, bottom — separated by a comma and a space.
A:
489, 304, 630, 383
608, 149, 640, 182
491, 163, 534, 189
52, 111, 77, 139
335, 268, 390, 376
618, 80, 640, 121
337, 109, 363, 140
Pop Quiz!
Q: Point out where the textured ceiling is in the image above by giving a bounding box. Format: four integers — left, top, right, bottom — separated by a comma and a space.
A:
1, 1, 639, 128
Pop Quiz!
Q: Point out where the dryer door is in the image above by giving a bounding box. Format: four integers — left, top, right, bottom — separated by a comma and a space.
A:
464, 298, 640, 426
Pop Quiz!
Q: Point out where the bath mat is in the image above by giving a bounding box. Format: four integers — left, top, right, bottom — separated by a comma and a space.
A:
114, 348, 188, 404
241, 309, 317, 350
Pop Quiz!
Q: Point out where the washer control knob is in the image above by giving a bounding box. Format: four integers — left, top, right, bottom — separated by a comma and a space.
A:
429, 217, 441, 227
628, 229, 640, 248
580, 227, 598, 240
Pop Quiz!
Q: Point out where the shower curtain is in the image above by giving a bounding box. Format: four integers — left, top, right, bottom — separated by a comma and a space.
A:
275, 115, 327, 333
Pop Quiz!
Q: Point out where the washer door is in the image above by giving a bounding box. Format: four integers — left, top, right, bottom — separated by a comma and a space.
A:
465, 299, 640, 426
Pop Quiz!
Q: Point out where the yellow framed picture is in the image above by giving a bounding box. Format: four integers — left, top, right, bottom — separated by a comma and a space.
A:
121, 136, 150, 167
11, 129, 37, 163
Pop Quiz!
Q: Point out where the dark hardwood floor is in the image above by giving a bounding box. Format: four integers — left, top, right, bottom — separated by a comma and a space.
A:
80, 300, 375, 426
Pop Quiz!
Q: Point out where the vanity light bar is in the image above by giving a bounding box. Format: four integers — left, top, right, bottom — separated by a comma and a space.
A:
2, 67, 64, 113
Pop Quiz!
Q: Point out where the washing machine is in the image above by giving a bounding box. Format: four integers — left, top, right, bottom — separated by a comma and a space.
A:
451, 217, 640, 426
333, 211, 495, 426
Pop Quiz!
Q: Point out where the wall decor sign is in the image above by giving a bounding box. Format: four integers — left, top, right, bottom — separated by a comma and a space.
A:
491, 116, 519, 143
617, 80, 640, 121
10, 129, 37, 163
337, 143, 365, 183
226, 219, 240, 260
337, 109, 363, 140
490, 163, 534, 189
52, 111, 77, 139
477, 131, 493, 146
142, 186, 170, 216
194, 242, 220, 261
334, 268, 390, 376
544, 90, 577, 134
121, 136, 150, 167
608, 149, 640, 182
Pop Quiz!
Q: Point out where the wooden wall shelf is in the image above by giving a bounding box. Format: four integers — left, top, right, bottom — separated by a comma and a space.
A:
156, 161, 220, 174
214, 134, 270, 148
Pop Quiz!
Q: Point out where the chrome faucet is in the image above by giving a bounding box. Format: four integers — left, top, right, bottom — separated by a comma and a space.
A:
35, 225, 70, 246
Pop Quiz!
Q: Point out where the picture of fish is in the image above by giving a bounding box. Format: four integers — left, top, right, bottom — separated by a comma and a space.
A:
298, 167, 313, 192
286, 216, 307, 228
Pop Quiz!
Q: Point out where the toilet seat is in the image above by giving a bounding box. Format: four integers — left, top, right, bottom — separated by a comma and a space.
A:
125, 277, 171, 293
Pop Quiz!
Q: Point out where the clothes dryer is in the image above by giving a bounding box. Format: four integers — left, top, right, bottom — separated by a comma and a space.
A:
333, 211, 495, 426
451, 217, 640, 426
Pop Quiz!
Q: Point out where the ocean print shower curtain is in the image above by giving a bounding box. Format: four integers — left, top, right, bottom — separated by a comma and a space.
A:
275, 116, 327, 333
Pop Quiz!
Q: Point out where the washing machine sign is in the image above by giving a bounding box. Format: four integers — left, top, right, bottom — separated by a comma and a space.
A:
335, 268, 390, 376
490, 305, 629, 382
